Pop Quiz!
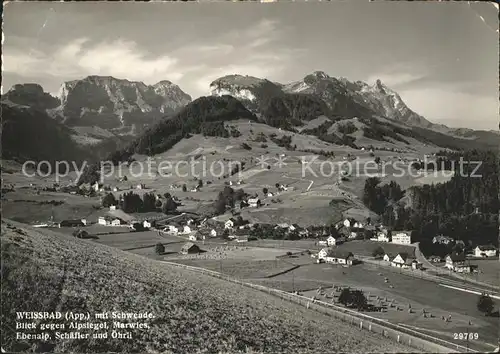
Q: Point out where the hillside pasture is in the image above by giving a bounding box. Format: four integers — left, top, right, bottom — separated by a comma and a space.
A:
1, 220, 415, 353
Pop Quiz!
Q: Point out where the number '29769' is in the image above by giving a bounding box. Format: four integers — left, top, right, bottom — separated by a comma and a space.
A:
454, 333, 479, 340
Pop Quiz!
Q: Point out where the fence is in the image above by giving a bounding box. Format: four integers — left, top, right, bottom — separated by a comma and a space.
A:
161, 261, 475, 353
362, 257, 498, 294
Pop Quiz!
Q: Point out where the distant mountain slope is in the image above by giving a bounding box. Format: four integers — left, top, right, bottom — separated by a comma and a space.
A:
210, 72, 499, 151
108, 95, 258, 163
1, 219, 413, 353
1, 102, 88, 164
2, 76, 192, 135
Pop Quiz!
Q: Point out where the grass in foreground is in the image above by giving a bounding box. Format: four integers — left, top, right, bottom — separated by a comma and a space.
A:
1, 219, 414, 353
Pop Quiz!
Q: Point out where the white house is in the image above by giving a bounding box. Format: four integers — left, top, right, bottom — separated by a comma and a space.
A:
81, 219, 87, 226
109, 205, 117, 211
210, 229, 217, 238
318, 248, 329, 260
98, 216, 111, 226
391, 253, 412, 268
343, 218, 356, 228
92, 182, 100, 192
474, 245, 497, 258
111, 218, 125, 226
327, 235, 344, 246
383, 253, 394, 262
225, 219, 235, 229
353, 221, 364, 229
182, 225, 192, 234
248, 198, 261, 208
318, 240, 328, 246
136, 184, 145, 190
188, 234, 198, 241
377, 232, 390, 242
143, 220, 152, 228
113, 187, 120, 192
164, 225, 179, 235
392, 231, 412, 245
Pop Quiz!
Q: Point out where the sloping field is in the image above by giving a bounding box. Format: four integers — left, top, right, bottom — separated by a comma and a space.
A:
1, 220, 413, 353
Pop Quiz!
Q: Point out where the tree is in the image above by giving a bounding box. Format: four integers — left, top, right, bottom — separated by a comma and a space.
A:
263, 187, 268, 195
101, 193, 117, 208
374, 156, 381, 164
164, 192, 171, 199
338, 288, 368, 310
275, 183, 280, 188
162, 197, 178, 214
372, 246, 385, 258
198, 179, 203, 188
477, 293, 494, 315
182, 184, 187, 192
155, 243, 165, 255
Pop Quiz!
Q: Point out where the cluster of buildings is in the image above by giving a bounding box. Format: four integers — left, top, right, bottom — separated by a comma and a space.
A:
383, 252, 423, 270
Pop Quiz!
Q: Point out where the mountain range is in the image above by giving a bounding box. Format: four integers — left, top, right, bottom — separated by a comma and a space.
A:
2, 72, 499, 166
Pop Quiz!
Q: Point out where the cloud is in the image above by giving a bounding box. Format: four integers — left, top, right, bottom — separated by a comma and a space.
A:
365, 72, 427, 88
3, 37, 183, 83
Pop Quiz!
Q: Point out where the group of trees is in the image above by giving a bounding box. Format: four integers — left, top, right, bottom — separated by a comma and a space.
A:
213, 186, 247, 215
301, 121, 358, 149
337, 122, 358, 135
362, 178, 404, 215
362, 150, 499, 248
101, 191, 179, 214
270, 135, 295, 151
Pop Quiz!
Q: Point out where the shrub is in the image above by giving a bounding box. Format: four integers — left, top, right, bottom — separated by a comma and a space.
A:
155, 243, 165, 255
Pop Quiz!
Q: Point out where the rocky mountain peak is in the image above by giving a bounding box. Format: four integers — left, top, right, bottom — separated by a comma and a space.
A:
56, 75, 192, 131
2, 83, 60, 110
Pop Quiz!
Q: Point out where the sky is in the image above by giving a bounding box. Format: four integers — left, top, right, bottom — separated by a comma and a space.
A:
3, 1, 499, 130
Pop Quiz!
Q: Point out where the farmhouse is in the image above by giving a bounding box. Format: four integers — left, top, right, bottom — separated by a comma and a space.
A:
143, 220, 153, 229
58, 219, 86, 228
326, 249, 355, 265
180, 242, 200, 255
248, 198, 261, 208
383, 253, 394, 262
474, 245, 497, 258
182, 225, 192, 234
343, 218, 356, 228
327, 235, 344, 246
353, 221, 364, 229
188, 234, 198, 241
445, 253, 466, 271
164, 225, 179, 235
98, 216, 113, 226
391, 253, 415, 268
210, 229, 217, 237
235, 235, 248, 243
111, 218, 126, 226
109, 205, 117, 211
225, 219, 235, 229
392, 231, 412, 245
432, 235, 454, 245
376, 231, 390, 242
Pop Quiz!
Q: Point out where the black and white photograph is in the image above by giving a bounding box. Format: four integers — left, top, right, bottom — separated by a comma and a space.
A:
1, 1, 499, 353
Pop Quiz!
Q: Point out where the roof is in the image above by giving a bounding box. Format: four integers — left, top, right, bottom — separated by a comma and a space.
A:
181, 242, 198, 250
395, 252, 409, 261
477, 245, 497, 251
447, 252, 466, 262
393, 230, 412, 235
327, 249, 354, 259
248, 198, 260, 202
